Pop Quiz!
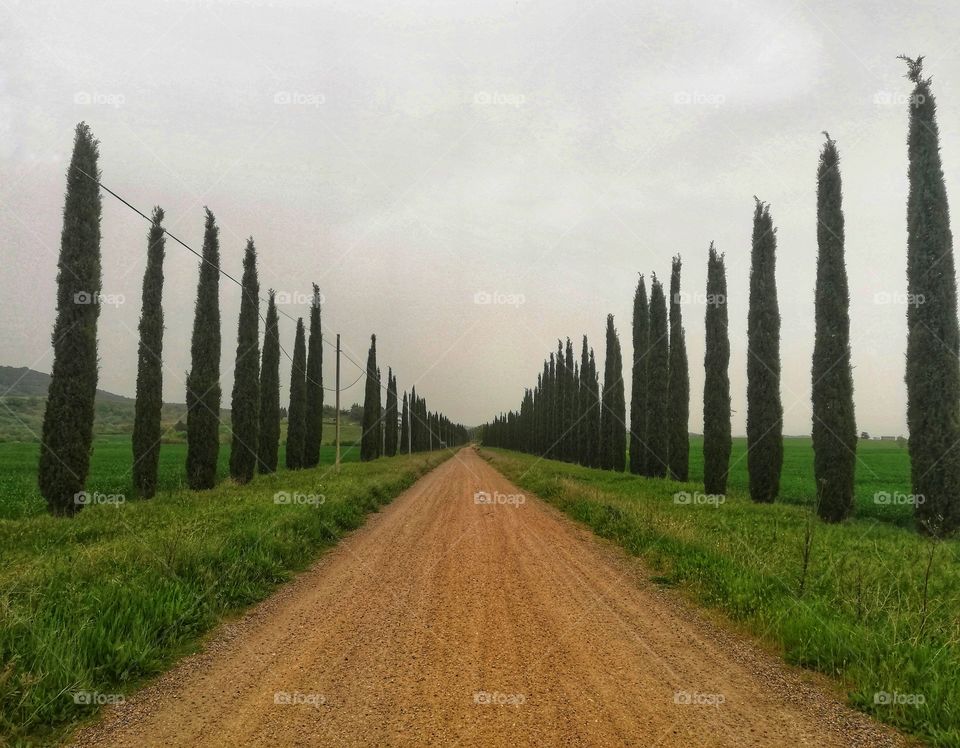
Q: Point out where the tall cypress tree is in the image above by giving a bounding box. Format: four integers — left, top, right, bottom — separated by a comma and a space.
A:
539, 362, 549, 456
410, 384, 419, 452
600, 314, 626, 471
645, 275, 669, 477
546, 354, 556, 458
39, 122, 102, 515
812, 135, 857, 522
303, 284, 324, 468
285, 318, 307, 469
400, 391, 410, 453
578, 336, 591, 464
555, 341, 565, 459
376, 366, 384, 456
588, 348, 601, 467
667, 255, 690, 480
361, 335, 380, 461
257, 291, 281, 473
629, 275, 649, 474
228, 239, 260, 484
385, 369, 398, 456
703, 243, 732, 495
901, 56, 960, 534
185, 208, 222, 491
564, 338, 575, 461
747, 199, 784, 503
132, 206, 165, 499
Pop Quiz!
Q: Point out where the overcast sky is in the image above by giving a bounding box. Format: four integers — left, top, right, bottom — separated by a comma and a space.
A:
2, 0, 959, 434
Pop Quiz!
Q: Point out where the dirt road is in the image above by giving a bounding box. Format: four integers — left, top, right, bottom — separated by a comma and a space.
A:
73, 448, 904, 747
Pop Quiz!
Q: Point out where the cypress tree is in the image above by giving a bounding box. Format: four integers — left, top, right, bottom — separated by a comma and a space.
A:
39, 122, 102, 515
812, 135, 857, 522
703, 243, 732, 495
547, 354, 556, 458
564, 338, 575, 461
185, 208, 222, 491
600, 314, 626, 471
257, 291, 281, 473
285, 318, 307, 469
228, 239, 261, 483
588, 348, 600, 467
746, 199, 784, 503
555, 342, 565, 458
400, 391, 410, 453
539, 362, 549, 456
385, 369, 398, 456
410, 385, 420, 452
132, 206, 165, 499
629, 275, 649, 474
578, 336, 590, 464
361, 335, 380, 461
667, 255, 690, 480
645, 276, 669, 477
376, 366, 384, 456
901, 56, 960, 534
303, 284, 323, 468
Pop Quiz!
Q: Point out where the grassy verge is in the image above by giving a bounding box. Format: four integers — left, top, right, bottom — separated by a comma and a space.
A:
0, 449, 450, 746
482, 448, 960, 747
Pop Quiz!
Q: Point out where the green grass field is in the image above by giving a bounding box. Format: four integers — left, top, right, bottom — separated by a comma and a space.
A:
482, 447, 960, 747
0, 448, 451, 746
0, 424, 363, 520
686, 435, 916, 527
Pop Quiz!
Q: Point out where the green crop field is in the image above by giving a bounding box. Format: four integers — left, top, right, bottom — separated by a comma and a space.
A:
685, 435, 915, 527
0, 448, 451, 746
482, 447, 960, 747
0, 423, 364, 520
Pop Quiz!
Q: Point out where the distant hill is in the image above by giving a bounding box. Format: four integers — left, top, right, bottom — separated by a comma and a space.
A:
0, 367, 363, 443
0, 366, 133, 403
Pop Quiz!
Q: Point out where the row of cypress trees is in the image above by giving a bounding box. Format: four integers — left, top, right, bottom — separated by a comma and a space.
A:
480, 265, 694, 481
480, 329, 608, 468
36, 58, 960, 534
37, 123, 405, 515
358, 335, 469, 460
628, 263, 692, 482
481, 57, 960, 535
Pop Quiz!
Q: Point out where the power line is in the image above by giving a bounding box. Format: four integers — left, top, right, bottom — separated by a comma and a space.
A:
78, 167, 353, 392
77, 168, 463, 428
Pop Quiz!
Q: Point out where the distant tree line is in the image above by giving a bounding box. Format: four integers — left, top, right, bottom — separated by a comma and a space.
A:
359, 335, 469, 460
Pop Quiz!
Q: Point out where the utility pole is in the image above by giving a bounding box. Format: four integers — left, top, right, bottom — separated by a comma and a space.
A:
408, 398, 412, 454
335, 333, 341, 474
